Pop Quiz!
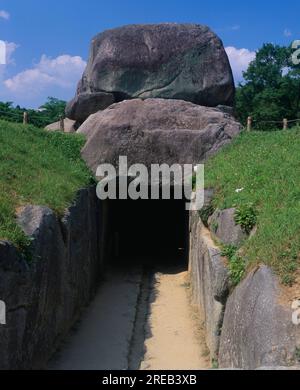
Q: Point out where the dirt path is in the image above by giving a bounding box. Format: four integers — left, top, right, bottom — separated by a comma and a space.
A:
49, 266, 209, 370
140, 270, 210, 370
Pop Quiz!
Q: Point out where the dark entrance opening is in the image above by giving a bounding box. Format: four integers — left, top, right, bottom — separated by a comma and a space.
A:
105, 185, 190, 269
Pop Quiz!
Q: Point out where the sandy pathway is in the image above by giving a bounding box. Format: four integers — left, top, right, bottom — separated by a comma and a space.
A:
49, 266, 209, 371
140, 270, 210, 370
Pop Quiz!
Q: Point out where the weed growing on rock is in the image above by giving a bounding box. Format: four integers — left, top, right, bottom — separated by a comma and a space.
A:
221, 244, 246, 286
221, 244, 238, 259
229, 255, 246, 286
234, 203, 257, 234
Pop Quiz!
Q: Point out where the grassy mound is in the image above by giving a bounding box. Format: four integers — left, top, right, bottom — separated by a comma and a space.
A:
204, 128, 300, 285
0, 120, 93, 250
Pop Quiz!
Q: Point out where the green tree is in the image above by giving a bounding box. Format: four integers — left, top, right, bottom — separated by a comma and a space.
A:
235, 43, 300, 129
0, 97, 67, 127
0, 101, 23, 122
39, 97, 66, 122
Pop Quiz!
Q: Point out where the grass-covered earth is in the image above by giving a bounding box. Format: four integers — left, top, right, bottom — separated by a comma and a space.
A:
0, 120, 93, 250
204, 128, 300, 285
0, 119, 299, 285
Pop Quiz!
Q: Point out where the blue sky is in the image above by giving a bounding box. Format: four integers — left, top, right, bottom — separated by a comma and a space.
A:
0, 0, 299, 108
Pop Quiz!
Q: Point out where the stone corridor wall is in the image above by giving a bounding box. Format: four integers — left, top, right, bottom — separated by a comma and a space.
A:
189, 210, 300, 369
0, 186, 104, 370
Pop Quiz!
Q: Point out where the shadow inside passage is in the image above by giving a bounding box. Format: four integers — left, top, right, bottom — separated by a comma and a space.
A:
104, 189, 191, 369
106, 188, 190, 272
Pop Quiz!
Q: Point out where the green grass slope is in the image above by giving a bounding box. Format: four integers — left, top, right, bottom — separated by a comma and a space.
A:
0, 120, 93, 250
204, 128, 300, 285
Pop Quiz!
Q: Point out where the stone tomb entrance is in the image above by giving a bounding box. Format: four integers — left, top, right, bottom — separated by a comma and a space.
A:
105, 183, 190, 269
49, 182, 211, 370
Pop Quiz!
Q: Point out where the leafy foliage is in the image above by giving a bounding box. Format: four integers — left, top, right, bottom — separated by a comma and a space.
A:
228, 255, 246, 286
234, 203, 257, 234
221, 245, 246, 286
0, 97, 66, 128
235, 43, 300, 128
221, 244, 238, 259
39, 97, 66, 122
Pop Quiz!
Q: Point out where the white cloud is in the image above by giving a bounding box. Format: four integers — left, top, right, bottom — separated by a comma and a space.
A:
4, 54, 86, 96
284, 28, 292, 37
0, 10, 10, 20
5, 42, 18, 64
225, 46, 256, 84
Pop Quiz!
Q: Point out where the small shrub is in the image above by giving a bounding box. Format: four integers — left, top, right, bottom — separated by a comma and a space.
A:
234, 203, 257, 234
221, 245, 245, 286
221, 244, 238, 259
229, 255, 246, 286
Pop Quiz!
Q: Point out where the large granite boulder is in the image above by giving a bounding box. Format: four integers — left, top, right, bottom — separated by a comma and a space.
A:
66, 92, 115, 124
208, 208, 248, 247
78, 98, 242, 174
66, 23, 234, 123
219, 266, 300, 369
